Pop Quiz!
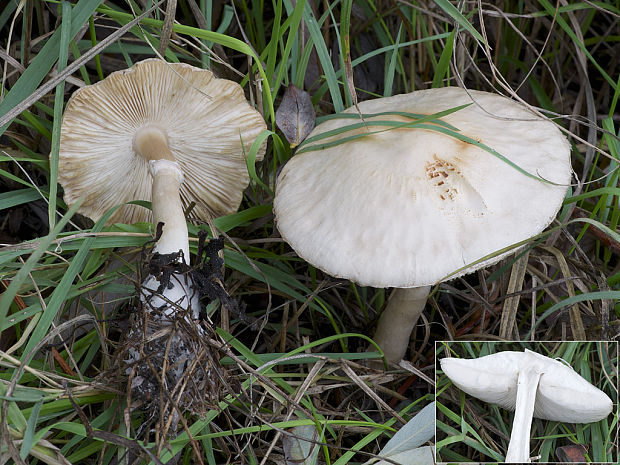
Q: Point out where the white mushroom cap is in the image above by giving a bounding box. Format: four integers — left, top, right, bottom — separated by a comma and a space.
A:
440, 349, 613, 423
59, 58, 266, 225
273, 87, 571, 288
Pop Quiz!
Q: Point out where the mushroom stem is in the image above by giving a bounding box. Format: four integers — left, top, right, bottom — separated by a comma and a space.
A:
134, 127, 196, 315
141, 159, 198, 318
133, 125, 189, 261
372, 286, 431, 363
149, 160, 190, 261
505, 363, 543, 463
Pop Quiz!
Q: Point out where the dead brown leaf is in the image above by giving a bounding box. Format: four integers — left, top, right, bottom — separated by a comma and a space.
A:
275, 85, 316, 147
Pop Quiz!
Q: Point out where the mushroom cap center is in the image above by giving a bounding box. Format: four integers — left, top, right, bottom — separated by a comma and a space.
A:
133, 124, 175, 162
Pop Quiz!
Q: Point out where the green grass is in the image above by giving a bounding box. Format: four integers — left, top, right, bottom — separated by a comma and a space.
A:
0, 0, 619, 464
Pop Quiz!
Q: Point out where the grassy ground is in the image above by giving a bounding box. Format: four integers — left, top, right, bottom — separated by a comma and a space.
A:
0, 0, 619, 464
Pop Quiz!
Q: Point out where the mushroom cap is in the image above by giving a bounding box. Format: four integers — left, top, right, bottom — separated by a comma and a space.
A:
440, 350, 613, 423
273, 87, 571, 288
59, 58, 267, 225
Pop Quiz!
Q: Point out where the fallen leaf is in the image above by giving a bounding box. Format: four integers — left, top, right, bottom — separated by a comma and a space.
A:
276, 85, 315, 147
365, 402, 435, 465
282, 424, 320, 465
556, 444, 588, 462
373, 446, 435, 465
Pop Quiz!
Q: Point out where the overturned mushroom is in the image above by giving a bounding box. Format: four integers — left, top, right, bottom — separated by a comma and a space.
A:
59, 59, 266, 413
273, 87, 571, 363
59, 58, 266, 313
441, 349, 613, 463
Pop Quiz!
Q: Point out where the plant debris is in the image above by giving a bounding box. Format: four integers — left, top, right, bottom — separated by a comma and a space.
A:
276, 85, 316, 147
117, 230, 240, 425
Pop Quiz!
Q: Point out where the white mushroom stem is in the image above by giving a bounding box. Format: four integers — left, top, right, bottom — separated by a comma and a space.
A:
133, 124, 189, 262
149, 160, 189, 260
133, 125, 198, 317
140, 163, 199, 316
372, 286, 431, 363
505, 363, 544, 463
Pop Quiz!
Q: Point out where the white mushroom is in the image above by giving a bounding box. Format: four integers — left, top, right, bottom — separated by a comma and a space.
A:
59, 59, 267, 315
273, 87, 571, 363
441, 349, 613, 463
58, 59, 268, 419
60, 59, 267, 227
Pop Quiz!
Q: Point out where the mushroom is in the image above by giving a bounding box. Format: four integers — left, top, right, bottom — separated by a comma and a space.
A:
273, 87, 571, 363
59, 58, 267, 314
440, 349, 613, 463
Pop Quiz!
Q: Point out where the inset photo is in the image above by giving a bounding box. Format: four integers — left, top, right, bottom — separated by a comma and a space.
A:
435, 341, 617, 463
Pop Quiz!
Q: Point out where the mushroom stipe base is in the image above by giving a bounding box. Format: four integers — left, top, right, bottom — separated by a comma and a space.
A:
116, 234, 244, 421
